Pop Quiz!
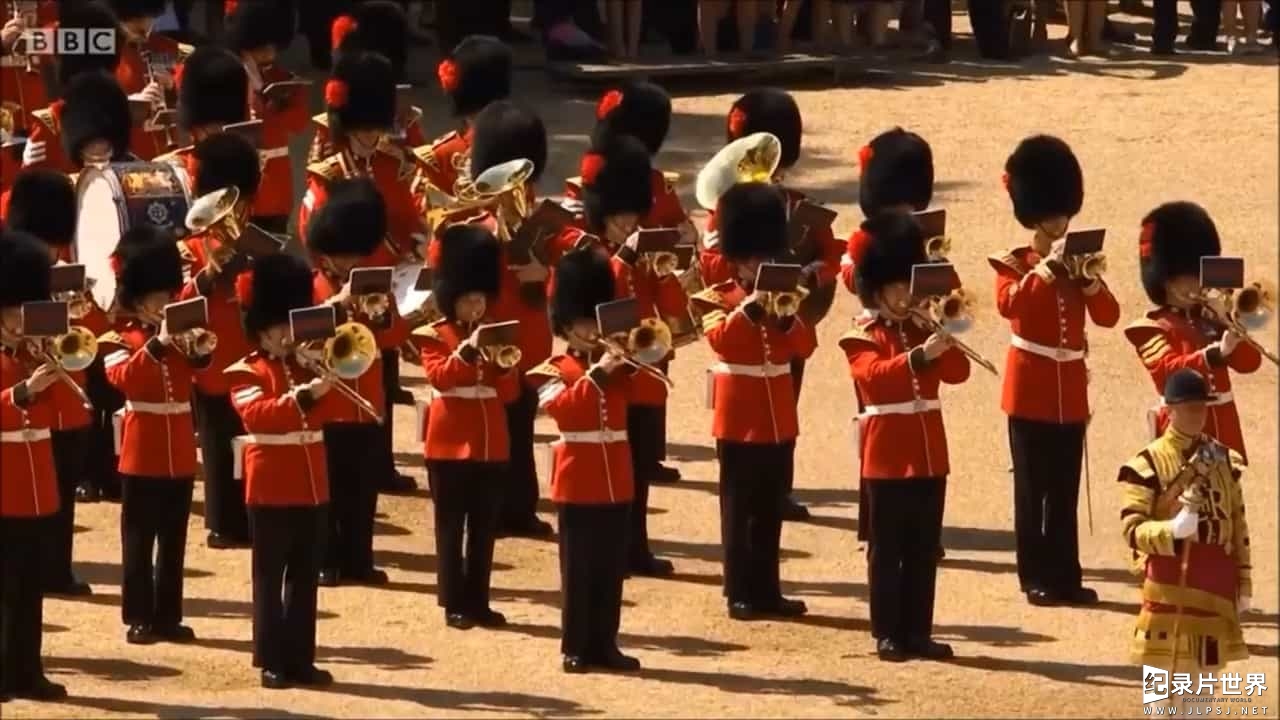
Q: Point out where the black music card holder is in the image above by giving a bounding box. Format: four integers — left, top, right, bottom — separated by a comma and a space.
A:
596, 297, 641, 338
261, 80, 310, 106
289, 305, 337, 343
237, 224, 288, 258
394, 84, 415, 129
636, 227, 681, 254
673, 244, 697, 270
349, 267, 394, 295
413, 266, 433, 292
1200, 256, 1246, 290
222, 119, 264, 150
914, 208, 947, 240
787, 201, 837, 256
128, 98, 154, 126
755, 263, 804, 293
910, 262, 962, 299
49, 264, 87, 294
20, 300, 70, 337
508, 200, 575, 265
1064, 228, 1106, 256
164, 297, 209, 333
475, 320, 520, 347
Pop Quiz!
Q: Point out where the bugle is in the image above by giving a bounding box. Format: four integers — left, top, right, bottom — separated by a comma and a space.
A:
1197, 283, 1279, 367
293, 321, 383, 422
596, 319, 675, 389
909, 291, 1000, 376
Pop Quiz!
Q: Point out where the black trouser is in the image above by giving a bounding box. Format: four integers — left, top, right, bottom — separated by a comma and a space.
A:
626, 404, 662, 565
322, 423, 379, 577
379, 349, 400, 488
194, 391, 249, 541
1, 516, 51, 693
924, 0, 954, 49
866, 476, 945, 642
250, 215, 290, 236
1190, 0, 1222, 43
557, 502, 629, 660
968, 0, 1010, 58
499, 384, 541, 528
120, 476, 194, 627
427, 461, 503, 614
249, 505, 326, 674
47, 427, 90, 589
717, 441, 791, 606
1008, 417, 1086, 594
85, 357, 122, 498
1152, 0, 1179, 48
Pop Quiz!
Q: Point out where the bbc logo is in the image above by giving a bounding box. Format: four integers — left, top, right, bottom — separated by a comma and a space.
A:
20, 28, 117, 56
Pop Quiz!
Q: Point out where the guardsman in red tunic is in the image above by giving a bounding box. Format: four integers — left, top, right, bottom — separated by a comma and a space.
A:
418, 35, 512, 196
108, 0, 190, 160
992, 135, 1120, 608
177, 132, 259, 550
527, 249, 640, 675
0, 1, 57, 190
101, 224, 210, 645
840, 211, 969, 663
307, 178, 394, 586
1124, 202, 1261, 460
155, 45, 249, 193
225, 0, 309, 234
415, 225, 518, 630
21, 63, 130, 182
690, 182, 815, 621
228, 253, 341, 691
5, 169, 94, 596
0, 230, 67, 702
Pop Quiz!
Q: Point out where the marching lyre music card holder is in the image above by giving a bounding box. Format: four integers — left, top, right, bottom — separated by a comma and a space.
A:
127, 98, 153, 126
596, 298, 641, 338
238, 224, 287, 257
787, 201, 837, 255
222, 119, 264, 150
349, 267, 394, 295
673, 244, 697, 271
636, 227, 681, 254
413, 266, 433, 292
49, 264, 87, 294
20, 300, 70, 338
910, 263, 962, 299
1200, 256, 1246, 290
914, 208, 947, 240
261, 80, 310, 106
755, 263, 803, 293
475, 320, 520, 347
508, 200, 574, 265
289, 305, 337, 343
164, 297, 209, 333
1064, 228, 1105, 256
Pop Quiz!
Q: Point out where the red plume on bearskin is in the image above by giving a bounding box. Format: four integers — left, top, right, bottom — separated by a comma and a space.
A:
109, 253, 123, 278
436, 59, 459, 93
847, 229, 872, 268
331, 14, 358, 50
1139, 222, 1155, 259
1001, 171, 1010, 192
173, 61, 185, 92
727, 106, 747, 139
235, 269, 254, 306
596, 89, 623, 120
580, 152, 605, 186
224, 0, 238, 17
324, 79, 348, 109
857, 145, 873, 174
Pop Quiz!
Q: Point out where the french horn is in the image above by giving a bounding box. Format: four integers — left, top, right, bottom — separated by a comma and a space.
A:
695, 132, 782, 211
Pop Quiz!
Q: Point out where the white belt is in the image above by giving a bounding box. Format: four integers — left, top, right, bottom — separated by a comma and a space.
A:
0, 56, 28, 68
1010, 334, 1085, 362
710, 361, 791, 378
124, 400, 189, 415
241, 431, 324, 446
434, 386, 498, 399
0, 428, 52, 443
260, 146, 289, 160
861, 398, 942, 417
559, 429, 628, 444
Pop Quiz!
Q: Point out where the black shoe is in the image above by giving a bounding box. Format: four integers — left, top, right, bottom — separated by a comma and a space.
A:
380, 472, 417, 494
877, 638, 908, 662
16, 676, 66, 701
905, 637, 954, 660
764, 597, 808, 618
1103, 20, 1136, 43
650, 464, 681, 484
470, 608, 507, 628
728, 601, 758, 621
46, 577, 92, 597
1026, 588, 1057, 607
596, 648, 641, 672
1186, 36, 1224, 51
154, 624, 196, 643
348, 568, 389, 586
1151, 43, 1177, 56
629, 555, 674, 578
936, 545, 945, 561
562, 655, 589, 674
76, 484, 100, 502
446, 612, 474, 630
261, 670, 290, 690
318, 569, 340, 587
391, 388, 416, 406
207, 532, 250, 550
126, 624, 156, 645
781, 498, 810, 521
498, 517, 555, 538
1058, 586, 1099, 606
290, 666, 333, 686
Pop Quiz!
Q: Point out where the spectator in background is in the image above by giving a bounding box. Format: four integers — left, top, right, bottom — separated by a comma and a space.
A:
1221, 0, 1264, 53
535, 0, 608, 61
1064, 0, 1107, 56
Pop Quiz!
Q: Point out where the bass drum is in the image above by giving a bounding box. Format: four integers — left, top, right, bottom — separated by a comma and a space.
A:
74, 162, 192, 309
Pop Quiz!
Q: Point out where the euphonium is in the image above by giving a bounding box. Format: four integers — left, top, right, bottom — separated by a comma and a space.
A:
481, 344, 523, 369
695, 132, 783, 210
423, 158, 534, 238
185, 187, 245, 269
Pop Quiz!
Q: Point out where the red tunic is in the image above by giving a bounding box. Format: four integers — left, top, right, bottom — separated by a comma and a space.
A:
102, 322, 202, 478
609, 248, 688, 407
228, 351, 345, 506
0, 348, 59, 517
527, 352, 634, 505
298, 145, 426, 261
840, 315, 969, 479
310, 113, 427, 168
178, 239, 252, 397
19, 100, 72, 175
699, 187, 842, 288
415, 319, 519, 462
990, 246, 1120, 424
310, 273, 387, 424
1124, 306, 1261, 460
416, 128, 469, 196
696, 280, 817, 443
116, 34, 185, 160
248, 64, 310, 219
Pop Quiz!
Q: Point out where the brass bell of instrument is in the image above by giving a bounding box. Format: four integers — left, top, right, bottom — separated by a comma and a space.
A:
55, 289, 93, 320
357, 292, 392, 321
935, 288, 977, 335
174, 328, 218, 358
628, 317, 674, 365
1233, 280, 1275, 332
1069, 252, 1108, 281
185, 187, 245, 268
48, 326, 99, 373
483, 344, 523, 369
925, 234, 952, 261
324, 322, 379, 379
761, 287, 809, 318
648, 251, 680, 278
695, 132, 783, 210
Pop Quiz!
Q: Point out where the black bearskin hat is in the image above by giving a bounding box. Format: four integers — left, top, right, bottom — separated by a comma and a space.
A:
1139, 201, 1222, 306
241, 252, 314, 338
106, 0, 165, 20
112, 224, 182, 311
433, 224, 502, 321
56, 1, 122, 86
858, 127, 934, 218
0, 230, 53, 308
192, 132, 261, 199
306, 177, 386, 258
469, 100, 547, 183
439, 35, 512, 117
551, 248, 615, 337
1004, 134, 1084, 229
716, 182, 788, 262
178, 45, 249, 130
61, 70, 131, 166
225, 0, 294, 53
579, 134, 653, 231
726, 88, 802, 170
853, 212, 928, 309
333, 1, 408, 81
326, 51, 396, 137
7, 169, 77, 248
593, 81, 671, 157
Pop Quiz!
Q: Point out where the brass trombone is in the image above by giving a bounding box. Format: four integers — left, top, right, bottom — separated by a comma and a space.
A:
293, 321, 383, 422
25, 327, 98, 409
909, 290, 1000, 376
1197, 281, 1279, 367
596, 318, 675, 389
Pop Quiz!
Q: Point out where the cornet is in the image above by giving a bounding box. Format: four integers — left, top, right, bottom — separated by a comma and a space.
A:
480, 343, 523, 369
54, 288, 94, 320
909, 291, 1000, 376
25, 327, 98, 409
925, 235, 951, 262
758, 287, 810, 318
1197, 281, 1279, 367
294, 322, 383, 422
645, 251, 680, 278
171, 328, 218, 359
1066, 252, 1108, 282
138, 44, 178, 150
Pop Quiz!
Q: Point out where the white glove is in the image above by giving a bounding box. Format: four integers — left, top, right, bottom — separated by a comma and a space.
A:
1170, 507, 1200, 539
21, 139, 46, 166
129, 81, 165, 108
1238, 595, 1251, 614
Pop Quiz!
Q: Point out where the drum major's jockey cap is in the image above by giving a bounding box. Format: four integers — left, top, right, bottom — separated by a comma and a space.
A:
61, 70, 132, 167
726, 89, 802, 170
858, 127, 934, 218
305, 177, 387, 258
1163, 368, 1216, 406
112, 224, 184, 311
333, 1, 408, 81
106, 0, 166, 21
56, 1, 123, 87
326, 51, 396, 137
7, 169, 77, 248
192, 132, 261, 199
853, 211, 928, 310
439, 35, 512, 118
0, 230, 54, 309
1004, 134, 1084, 229
593, 81, 671, 157
716, 181, 788, 262
551, 248, 616, 337
179, 45, 250, 130
433, 224, 502, 322
469, 100, 547, 183
240, 253, 314, 338
580, 134, 653, 231
1139, 201, 1222, 306
225, 0, 295, 53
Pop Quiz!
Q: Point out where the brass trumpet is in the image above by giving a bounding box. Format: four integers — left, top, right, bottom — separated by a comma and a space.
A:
596, 319, 675, 389
480, 343, 523, 369
1066, 252, 1108, 281
25, 326, 98, 408
171, 328, 218, 358
294, 321, 383, 422
1197, 281, 1279, 367
759, 287, 810, 318
910, 291, 1000, 376
355, 292, 392, 322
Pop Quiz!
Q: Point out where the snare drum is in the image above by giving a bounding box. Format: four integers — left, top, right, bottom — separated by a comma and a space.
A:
75, 161, 192, 248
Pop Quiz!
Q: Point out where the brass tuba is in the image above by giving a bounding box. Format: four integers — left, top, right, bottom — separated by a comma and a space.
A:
695, 132, 782, 210
185, 187, 245, 270
295, 322, 384, 422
